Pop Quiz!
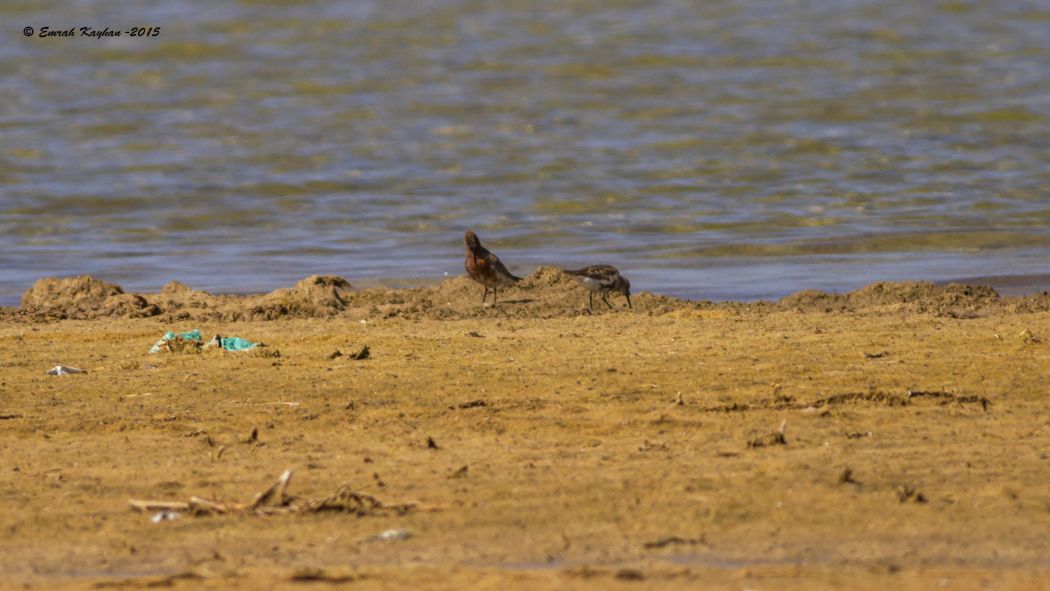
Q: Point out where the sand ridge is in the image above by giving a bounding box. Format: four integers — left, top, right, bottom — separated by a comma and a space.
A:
9, 270, 1050, 323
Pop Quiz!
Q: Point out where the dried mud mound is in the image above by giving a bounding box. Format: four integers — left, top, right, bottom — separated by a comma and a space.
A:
779, 281, 1002, 317
251, 275, 353, 319
151, 275, 355, 322
341, 266, 697, 321
12, 268, 702, 322
416, 266, 696, 319
12, 273, 1043, 323
1010, 291, 1050, 314
19, 276, 160, 320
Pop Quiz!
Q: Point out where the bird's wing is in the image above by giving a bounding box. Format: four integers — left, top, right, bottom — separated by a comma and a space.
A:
487, 253, 521, 281
571, 265, 615, 279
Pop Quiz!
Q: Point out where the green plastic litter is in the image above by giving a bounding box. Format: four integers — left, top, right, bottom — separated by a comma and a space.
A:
149, 329, 202, 354
166, 330, 202, 342
149, 330, 258, 353
219, 336, 257, 351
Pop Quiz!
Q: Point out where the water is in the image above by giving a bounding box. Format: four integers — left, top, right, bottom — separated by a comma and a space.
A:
2, 0, 1049, 305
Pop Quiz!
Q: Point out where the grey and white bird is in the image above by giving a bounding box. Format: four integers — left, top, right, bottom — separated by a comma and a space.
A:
565, 265, 631, 311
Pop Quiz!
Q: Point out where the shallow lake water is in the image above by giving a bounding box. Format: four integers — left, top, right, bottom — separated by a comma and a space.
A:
2, 1, 1049, 304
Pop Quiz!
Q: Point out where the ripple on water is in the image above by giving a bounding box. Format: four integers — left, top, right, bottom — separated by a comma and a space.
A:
1, 0, 1049, 305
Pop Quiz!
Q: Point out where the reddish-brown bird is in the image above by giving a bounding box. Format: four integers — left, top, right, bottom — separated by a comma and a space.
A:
464, 230, 521, 304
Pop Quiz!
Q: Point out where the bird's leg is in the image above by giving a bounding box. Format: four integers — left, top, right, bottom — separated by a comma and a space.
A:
625, 293, 632, 309
602, 292, 613, 308
588, 291, 594, 311
493, 288, 498, 305
481, 287, 489, 304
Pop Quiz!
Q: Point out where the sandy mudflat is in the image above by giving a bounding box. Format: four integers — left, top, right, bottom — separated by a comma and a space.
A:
2, 272, 1050, 590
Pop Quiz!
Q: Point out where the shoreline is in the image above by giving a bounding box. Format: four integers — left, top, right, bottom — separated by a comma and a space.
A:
5, 263, 1050, 310
936, 272, 1050, 296
4, 268, 1050, 323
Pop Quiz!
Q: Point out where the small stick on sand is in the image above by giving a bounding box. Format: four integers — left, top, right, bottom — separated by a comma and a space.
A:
128, 500, 191, 513
250, 469, 293, 510
189, 496, 229, 514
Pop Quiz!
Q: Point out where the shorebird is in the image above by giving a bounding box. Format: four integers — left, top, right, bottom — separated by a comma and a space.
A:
566, 265, 631, 311
464, 230, 522, 304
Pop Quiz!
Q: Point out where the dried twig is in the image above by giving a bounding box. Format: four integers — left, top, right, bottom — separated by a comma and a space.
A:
747, 420, 787, 448
250, 469, 292, 510
129, 500, 191, 512
643, 535, 705, 550
129, 470, 427, 519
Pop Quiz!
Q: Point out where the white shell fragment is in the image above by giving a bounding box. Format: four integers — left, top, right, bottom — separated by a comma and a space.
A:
45, 365, 86, 376
150, 510, 181, 524
372, 528, 412, 542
